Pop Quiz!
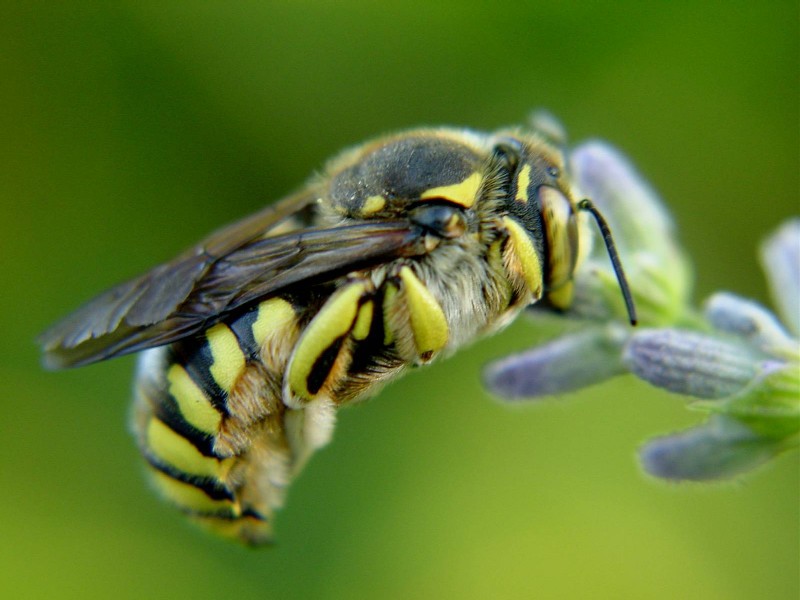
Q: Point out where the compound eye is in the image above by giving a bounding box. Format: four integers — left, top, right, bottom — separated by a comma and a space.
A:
409, 202, 468, 239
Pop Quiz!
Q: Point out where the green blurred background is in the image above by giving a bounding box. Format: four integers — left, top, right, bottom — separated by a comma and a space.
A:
2, 2, 797, 599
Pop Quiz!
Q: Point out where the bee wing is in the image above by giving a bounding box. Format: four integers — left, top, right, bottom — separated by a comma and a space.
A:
40, 195, 428, 369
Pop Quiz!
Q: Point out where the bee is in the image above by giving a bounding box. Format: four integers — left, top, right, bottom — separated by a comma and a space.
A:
40, 121, 635, 545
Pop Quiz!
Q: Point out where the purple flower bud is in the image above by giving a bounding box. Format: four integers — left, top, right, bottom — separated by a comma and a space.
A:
483, 327, 625, 399
570, 141, 676, 255
568, 142, 692, 325
640, 416, 780, 481
623, 329, 761, 399
704, 292, 794, 353
761, 218, 800, 336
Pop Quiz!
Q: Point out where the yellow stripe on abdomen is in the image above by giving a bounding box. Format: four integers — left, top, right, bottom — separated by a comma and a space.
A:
146, 417, 232, 480
150, 470, 238, 516
166, 363, 222, 435
252, 297, 296, 348
206, 323, 246, 392
191, 513, 272, 546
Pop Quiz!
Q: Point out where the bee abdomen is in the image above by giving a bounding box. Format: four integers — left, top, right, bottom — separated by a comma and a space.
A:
132, 269, 458, 543
132, 295, 313, 544
132, 308, 282, 543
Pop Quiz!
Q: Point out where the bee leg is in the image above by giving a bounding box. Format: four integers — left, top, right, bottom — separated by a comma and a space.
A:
501, 216, 545, 302
194, 410, 290, 546
284, 397, 337, 476
284, 279, 373, 408
216, 298, 301, 457
382, 265, 449, 364
279, 279, 379, 485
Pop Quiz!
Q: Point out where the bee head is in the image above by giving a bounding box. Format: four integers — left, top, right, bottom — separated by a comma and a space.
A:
491, 133, 636, 324
490, 135, 579, 309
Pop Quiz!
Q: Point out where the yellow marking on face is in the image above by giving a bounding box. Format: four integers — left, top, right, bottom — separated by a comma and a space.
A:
167, 364, 221, 435
539, 185, 574, 289
382, 283, 398, 345
362, 195, 386, 215
147, 417, 231, 479
207, 323, 246, 393
288, 282, 366, 400
398, 266, 448, 357
419, 171, 483, 208
351, 300, 374, 341
503, 217, 543, 299
252, 297, 296, 348
515, 164, 531, 204
150, 470, 237, 516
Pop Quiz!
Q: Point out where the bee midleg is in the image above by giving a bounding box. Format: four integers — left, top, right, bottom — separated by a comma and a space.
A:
284, 278, 375, 409
281, 278, 383, 473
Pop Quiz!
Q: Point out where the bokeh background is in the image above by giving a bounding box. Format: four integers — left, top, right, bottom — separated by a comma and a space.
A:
2, 2, 797, 599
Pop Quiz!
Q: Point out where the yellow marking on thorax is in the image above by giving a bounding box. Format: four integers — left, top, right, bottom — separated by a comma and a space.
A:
503, 217, 543, 299
398, 266, 449, 357
515, 164, 531, 204
207, 323, 246, 393
419, 171, 483, 208
351, 300, 374, 341
362, 195, 386, 215
150, 470, 238, 516
147, 417, 232, 480
167, 364, 222, 435
252, 297, 296, 348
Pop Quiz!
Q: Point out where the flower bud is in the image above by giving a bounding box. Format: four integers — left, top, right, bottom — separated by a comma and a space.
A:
704, 292, 795, 355
483, 326, 626, 400
622, 329, 761, 399
568, 142, 692, 326
760, 218, 800, 336
640, 416, 782, 481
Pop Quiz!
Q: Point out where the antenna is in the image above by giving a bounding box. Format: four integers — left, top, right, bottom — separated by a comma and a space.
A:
577, 199, 637, 326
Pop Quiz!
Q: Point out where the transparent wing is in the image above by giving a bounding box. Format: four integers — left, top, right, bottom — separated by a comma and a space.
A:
40, 193, 428, 369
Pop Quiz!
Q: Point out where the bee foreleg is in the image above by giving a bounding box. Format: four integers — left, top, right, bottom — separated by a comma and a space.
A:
501, 217, 545, 302
382, 265, 449, 364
